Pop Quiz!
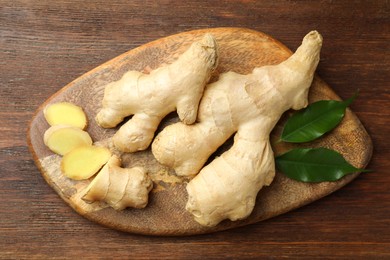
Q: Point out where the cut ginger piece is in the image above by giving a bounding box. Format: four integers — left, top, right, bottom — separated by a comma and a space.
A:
44, 102, 87, 129
44, 125, 93, 155
83, 155, 153, 210
61, 145, 111, 180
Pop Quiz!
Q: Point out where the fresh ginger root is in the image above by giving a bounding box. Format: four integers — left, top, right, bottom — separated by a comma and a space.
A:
44, 125, 93, 155
152, 31, 323, 226
82, 155, 153, 210
95, 33, 219, 152
44, 102, 87, 129
61, 145, 111, 180
187, 135, 275, 226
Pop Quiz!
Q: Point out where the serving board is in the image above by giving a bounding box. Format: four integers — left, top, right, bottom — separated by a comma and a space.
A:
27, 27, 372, 236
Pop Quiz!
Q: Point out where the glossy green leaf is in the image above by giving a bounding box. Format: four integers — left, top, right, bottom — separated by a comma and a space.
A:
275, 147, 366, 182
281, 93, 357, 143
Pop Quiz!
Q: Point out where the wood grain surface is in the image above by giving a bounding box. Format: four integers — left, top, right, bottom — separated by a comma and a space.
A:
1, 0, 389, 258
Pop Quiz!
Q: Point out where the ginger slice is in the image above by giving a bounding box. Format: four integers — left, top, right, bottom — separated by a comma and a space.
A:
44, 102, 87, 129
61, 145, 111, 180
44, 125, 93, 155
82, 155, 153, 210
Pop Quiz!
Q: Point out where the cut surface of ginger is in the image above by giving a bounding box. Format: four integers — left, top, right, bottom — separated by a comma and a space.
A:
44, 102, 87, 129
44, 125, 93, 155
61, 145, 111, 180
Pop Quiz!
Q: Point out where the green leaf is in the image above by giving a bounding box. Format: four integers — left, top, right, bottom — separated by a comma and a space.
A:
275, 147, 366, 182
281, 93, 357, 143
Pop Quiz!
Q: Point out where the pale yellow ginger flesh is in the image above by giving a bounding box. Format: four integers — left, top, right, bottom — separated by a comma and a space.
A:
43, 125, 93, 155
44, 102, 88, 129
82, 155, 153, 210
152, 31, 323, 226
61, 145, 111, 180
95, 33, 219, 152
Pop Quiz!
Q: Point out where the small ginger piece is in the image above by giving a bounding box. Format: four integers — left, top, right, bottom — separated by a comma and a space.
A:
95, 33, 219, 152
44, 102, 87, 129
61, 145, 111, 180
44, 125, 93, 155
82, 155, 153, 210
152, 31, 323, 226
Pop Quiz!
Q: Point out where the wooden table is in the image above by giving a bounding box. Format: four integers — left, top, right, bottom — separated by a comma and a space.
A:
1, 1, 389, 258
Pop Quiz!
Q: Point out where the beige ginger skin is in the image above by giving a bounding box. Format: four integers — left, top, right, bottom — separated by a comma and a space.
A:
152, 31, 323, 226
96, 34, 219, 153
82, 155, 153, 210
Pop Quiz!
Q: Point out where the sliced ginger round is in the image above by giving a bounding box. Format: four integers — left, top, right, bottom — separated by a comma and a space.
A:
44, 125, 93, 155
44, 102, 87, 129
61, 146, 111, 180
